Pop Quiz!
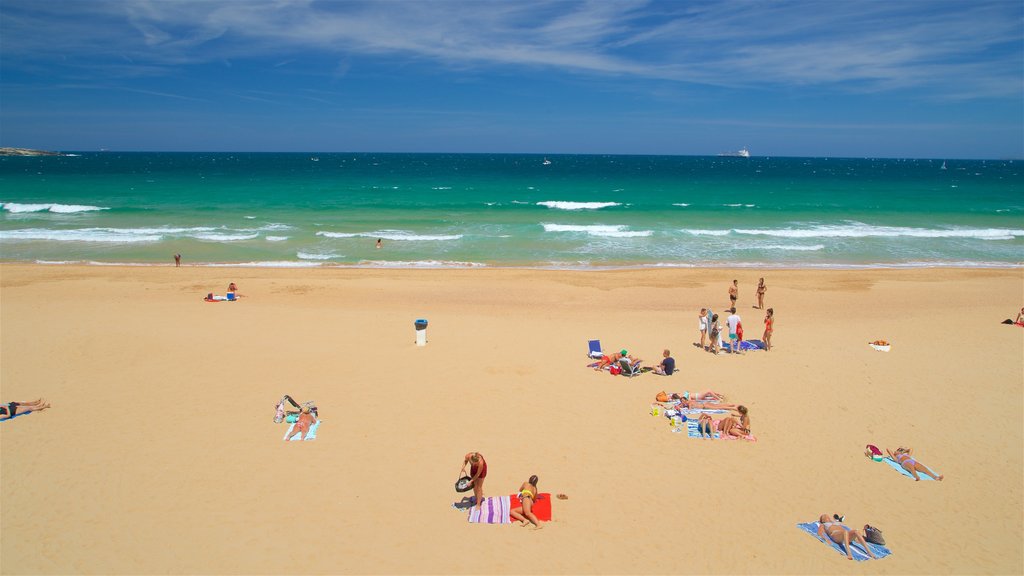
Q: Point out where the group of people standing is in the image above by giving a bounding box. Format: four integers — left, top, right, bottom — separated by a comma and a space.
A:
699, 278, 774, 353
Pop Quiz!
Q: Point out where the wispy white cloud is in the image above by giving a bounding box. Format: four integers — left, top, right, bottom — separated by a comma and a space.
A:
2, 0, 1021, 98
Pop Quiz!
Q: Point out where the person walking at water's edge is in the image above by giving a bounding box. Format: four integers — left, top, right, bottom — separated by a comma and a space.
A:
174, 253, 181, 267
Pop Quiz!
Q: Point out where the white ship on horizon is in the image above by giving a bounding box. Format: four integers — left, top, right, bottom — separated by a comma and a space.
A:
718, 147, 750, 158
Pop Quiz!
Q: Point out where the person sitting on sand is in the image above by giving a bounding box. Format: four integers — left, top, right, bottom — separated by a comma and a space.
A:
0, 398, 50, 421
653, 349, 675, 375
510, 475, 543, 529
695, 407, 749, 438
460, 452, 488, 511
816, 514, 878, 561
284, 406, 317, 441
887, 447, 944, 481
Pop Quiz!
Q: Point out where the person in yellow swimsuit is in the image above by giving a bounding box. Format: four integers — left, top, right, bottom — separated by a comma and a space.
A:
510, 475, 542, 529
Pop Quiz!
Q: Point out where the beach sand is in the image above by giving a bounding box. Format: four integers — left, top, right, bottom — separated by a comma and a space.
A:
1, 264, 1021, 574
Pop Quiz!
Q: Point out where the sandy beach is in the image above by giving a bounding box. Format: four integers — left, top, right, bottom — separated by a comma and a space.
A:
1, 263, 1021, 575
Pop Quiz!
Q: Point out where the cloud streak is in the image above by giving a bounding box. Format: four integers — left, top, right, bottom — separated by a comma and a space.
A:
2, 0, 1021, 98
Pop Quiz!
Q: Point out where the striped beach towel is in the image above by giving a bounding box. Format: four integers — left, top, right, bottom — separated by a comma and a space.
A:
467, 495, 512, 524
682, 419, 757, 441
797, 522, 892, 561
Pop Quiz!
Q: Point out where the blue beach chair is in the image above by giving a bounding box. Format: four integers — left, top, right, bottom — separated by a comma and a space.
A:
587, 339, 603, 359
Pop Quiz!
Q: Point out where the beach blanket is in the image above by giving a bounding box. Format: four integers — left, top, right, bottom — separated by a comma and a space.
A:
468, 495, 512, 524
724, 339, 765, 352
797, 522, 892, 561
883, 457, 940, 481
0, 411, 33, 423
656, 400, 730, 415
511, 492, 552, 522
282, 420, 321, 441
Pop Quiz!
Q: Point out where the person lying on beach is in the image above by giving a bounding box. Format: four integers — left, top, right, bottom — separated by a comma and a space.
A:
594, 351, 623, 371
284, 406, 317, 441
0, 398, 50, 421
655, 391, 727, 404
816, 514, 877, 561
886, 447, 944, 481
510, 475, 543, 529
460, 452, 488, 511
677, 398, 740, 411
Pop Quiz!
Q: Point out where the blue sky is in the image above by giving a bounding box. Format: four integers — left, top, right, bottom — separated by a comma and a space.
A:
1, 0, 1021, 158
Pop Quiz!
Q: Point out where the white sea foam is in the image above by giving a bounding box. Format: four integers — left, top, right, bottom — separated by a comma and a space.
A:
297, 251, 339, 260
542, 223, 651, 237
1, 202, 109, 214
193, 233, 260, 241
723, 204, 756, 208
201, 261, 324, 268
354, 260, 486, 268
537, 201, 620, 210
761, 244, 826, 251
0, 228, 162, 243
672, 203, 691, 207
316, 230, 462, 241
682, 229, 731, 236
265, 236, 289, 242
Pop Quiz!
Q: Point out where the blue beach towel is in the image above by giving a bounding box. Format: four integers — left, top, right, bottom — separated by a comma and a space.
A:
883, 457, 940, 481
684, 419, 721, 439
797, 522, 892, 561
283, 420, 321, 441
0, 411, 33, 423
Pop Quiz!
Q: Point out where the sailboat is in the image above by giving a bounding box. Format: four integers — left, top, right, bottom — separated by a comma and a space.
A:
542, 158, 552, 165
940, 161, 947, 170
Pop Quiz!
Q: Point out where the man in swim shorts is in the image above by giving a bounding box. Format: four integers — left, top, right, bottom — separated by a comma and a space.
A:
726, 308, 742, 354
728, 279, 738, 307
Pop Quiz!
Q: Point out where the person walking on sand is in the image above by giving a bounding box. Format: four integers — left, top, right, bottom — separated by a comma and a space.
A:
174, 253, 181, 267
887, 447, 944, 481
460, 452, 488, 510
285, 406, 317, 441
726, 308, 742, 354
728, 279, 738, 308
0, 398, 51, 420
698, 308, 709, 350
817, 514, 877, 561
763, 308, 774, 351
510, 475, 543, 529
755, 277, 766, 309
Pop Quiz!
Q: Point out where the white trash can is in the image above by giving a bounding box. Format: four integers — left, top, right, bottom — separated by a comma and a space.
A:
414, 318, 428, 346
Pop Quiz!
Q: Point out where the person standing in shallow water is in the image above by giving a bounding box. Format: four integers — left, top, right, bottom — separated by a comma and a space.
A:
174, 253, 181, 267
376, 238, 382, 249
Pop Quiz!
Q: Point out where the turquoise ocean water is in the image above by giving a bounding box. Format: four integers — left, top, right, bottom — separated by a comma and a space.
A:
1, 153, 1021, 268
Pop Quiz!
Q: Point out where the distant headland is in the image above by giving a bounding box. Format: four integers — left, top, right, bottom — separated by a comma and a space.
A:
0, 147, 64, 157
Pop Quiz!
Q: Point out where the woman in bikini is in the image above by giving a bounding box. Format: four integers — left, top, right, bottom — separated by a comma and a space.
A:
816, 514, 877, 560
695, 406, 749, 438
460, 452, 488, 510
763, 308, 774, 351
284, 405, 317, 441
886, 447, 943, 481
510, 475, 542, 529
755, 278, 766, 309
677, 398, 740, 411
0, 398, 50, 421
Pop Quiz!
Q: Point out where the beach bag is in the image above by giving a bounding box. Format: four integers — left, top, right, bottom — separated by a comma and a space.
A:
864, 525, 885, 546
455, 476, 473, 493
609, 365, 622, 375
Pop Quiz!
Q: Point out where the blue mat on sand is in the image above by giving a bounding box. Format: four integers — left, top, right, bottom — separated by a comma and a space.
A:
0, 411, 33, 423
883, 457, 940, 481
723, 340, 765, 352
683, 419, 721, 439
797, 522, 892, 561
283, 420, 321, 441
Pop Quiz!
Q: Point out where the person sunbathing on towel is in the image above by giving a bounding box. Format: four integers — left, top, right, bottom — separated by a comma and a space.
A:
594, 351, 624, 371
886, 447, 943, 481
816, 514, 877, 561
677, 397, 740, 411
0, 398, 50, 421
510, 475, 542, 529
284, 406, 317, 441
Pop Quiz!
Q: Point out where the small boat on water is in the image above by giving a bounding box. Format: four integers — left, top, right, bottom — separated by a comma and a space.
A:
941, 161, 947, 170
543, 158, 552, 165
311, 157, 320, 162
719, 148, 750, 158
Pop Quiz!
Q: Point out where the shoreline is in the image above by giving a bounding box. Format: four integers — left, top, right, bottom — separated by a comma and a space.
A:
11, 259, 1024, 270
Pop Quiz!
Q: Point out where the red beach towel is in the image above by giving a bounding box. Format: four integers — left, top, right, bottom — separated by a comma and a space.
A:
509, 492, 552, 522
